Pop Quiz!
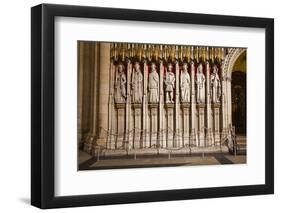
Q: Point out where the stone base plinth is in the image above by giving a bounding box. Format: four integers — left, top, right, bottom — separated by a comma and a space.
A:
212, 103, 221, 146
96, 138, 107, 147
83, 136, 95, 154
205, 128, 213, 146
165, 103, 175, 109
132, 103, 142, 149
197, 104, 205, 147
93, 145, 229, 157
181, 103, 191, 108
190, 128, 197, 146
165, 103, 174, 147
148, 103, 158, 108
148, 103, 158, 147
181, 103, 190, 147
132, 103, 142, 109
115, 103, 126, 149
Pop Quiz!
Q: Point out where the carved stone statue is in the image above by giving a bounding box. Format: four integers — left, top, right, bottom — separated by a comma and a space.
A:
180, 63, 191, 103
131, 62, 143, 103
164, 63, 175, 103
196, 63, 205, 103
148, 63, 159, 103
114, 63, 126, 103
210, 65, 221, 103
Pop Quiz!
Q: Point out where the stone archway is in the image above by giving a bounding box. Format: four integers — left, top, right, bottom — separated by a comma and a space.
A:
221, 48, 246, 135
232, 51, 246, 135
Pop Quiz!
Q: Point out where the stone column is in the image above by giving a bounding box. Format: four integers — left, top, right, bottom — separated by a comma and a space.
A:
142, 60, 149, 148
225, 76, 229, 132
132, 104, 142, 148
165, 103, 174, 147
212, 103, 221, 145
226, 77, 232, 128
197, 104, 205, 147
78, 42, 85, 145
181, 103, 190, 147
149, 104, 158, 147
174, 61, 181, 147
205, 60, 213, 146
92, 44, 100, 137
159, 61, 164, 148
107, 59, 116, 149
221, 73, 228, 139
80, 42, 93, 153
115, 104, 126, 148
125, 60, 133, 149
96, 43, 111, 146
190, 59, 197, 146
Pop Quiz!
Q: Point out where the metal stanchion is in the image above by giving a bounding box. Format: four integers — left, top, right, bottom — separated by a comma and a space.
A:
97, 146, 100, 161
234, 136, 237, 157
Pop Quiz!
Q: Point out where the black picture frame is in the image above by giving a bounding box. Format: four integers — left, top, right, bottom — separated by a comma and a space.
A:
31, 3, 274, 209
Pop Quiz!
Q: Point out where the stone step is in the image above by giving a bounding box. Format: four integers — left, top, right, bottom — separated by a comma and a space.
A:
232, 136, 247, 154
94, 146, 229, 157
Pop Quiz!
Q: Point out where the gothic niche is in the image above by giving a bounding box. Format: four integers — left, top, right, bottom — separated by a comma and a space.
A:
81, 43, 246, 155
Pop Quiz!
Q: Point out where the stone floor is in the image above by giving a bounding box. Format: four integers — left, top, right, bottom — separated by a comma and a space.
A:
78, 150, 246, 170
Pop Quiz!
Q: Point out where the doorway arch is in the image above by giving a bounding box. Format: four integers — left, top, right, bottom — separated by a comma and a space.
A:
221, 48, 246, 135
231, 51, 246, 135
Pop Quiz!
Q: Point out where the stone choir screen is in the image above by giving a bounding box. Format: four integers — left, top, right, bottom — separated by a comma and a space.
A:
78, 41, 246, 170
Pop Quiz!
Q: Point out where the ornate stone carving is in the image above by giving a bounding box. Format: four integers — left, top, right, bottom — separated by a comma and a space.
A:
196, 63, 205, 103
164, 63, 175, 103
114, 63, 126, 103
210, 65, 221, 103
148, 63, 159, 103
180, 62, 191, 103
131, 62, 143, 103
221, 48, 246, 80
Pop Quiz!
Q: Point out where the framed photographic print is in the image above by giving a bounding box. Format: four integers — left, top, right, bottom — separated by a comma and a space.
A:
31, 3, 274, 209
